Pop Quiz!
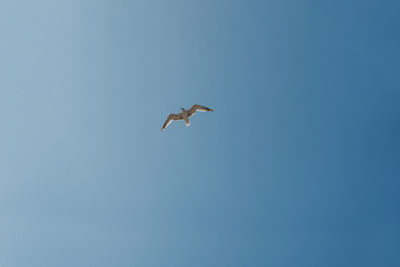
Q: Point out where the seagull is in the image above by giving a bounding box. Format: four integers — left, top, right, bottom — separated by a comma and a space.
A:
161, 104, 214, 132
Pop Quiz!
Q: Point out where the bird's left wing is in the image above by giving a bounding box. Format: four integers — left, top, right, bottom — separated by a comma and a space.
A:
188, 104, 213, 117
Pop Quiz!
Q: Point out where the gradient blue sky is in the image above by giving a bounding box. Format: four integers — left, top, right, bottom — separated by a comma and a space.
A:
1, 0, 399, 266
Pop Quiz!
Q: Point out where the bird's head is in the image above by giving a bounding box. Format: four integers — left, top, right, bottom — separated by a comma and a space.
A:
181, 108, 185, 111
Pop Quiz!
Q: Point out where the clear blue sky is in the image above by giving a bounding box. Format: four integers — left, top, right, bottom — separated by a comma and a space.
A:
1, 0, 399, 266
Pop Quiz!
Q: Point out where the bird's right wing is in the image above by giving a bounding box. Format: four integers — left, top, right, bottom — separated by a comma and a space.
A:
161, 114, 179, 131
161, 115, 173, 131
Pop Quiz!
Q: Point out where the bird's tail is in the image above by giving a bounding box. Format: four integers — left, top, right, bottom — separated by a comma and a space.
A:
184, 117, 190, 126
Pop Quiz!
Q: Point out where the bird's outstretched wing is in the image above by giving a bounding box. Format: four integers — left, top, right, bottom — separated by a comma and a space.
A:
161, 114, 181, 132
187, 104, 214, 117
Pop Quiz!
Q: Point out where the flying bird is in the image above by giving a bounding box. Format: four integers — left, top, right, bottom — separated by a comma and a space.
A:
161, 104, 213, 132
